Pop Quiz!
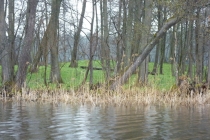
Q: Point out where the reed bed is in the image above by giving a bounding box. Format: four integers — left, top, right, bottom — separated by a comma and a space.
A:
1, 85, 210, 107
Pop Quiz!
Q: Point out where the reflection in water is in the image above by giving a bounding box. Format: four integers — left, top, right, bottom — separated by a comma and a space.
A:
1, 101, 210, 140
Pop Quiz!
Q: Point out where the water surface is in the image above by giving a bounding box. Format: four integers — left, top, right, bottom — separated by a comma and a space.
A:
1, 101, 210, 140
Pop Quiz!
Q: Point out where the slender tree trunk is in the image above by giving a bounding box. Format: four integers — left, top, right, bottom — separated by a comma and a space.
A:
208, 39, 210, 86
50, 0, 63, 84
159, 35, 166, 74
152, 4, 162, 75
8, 0, 15, 80
159, 7, 167, 75
132, 0, 143, 62
15, 0, 39, 89
100, 0, 110, 80
173, 25, 179, 85
181, 22, 188, 75
116, 0, 122, 73
30, 0, 49, 73
69, 0, 86, 68
89, 0, 95, 86
0, 0, 13, 85
123, 0, 134, 67
121, 0, 127, 71
195, 8, 203, 83
138, 0, 153, 84
170, 25, 176, 76
187, 20, 194, 79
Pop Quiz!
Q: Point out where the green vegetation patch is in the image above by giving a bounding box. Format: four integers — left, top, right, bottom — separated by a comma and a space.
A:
0, 61, 176, 90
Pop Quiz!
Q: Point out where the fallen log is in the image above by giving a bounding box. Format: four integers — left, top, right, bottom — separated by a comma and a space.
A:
80, 66, 102, 70
80, 66, 114, 71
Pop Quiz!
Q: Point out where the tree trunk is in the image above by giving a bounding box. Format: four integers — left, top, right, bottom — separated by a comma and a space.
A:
152, 3, 162, 75
110, 16, 183, 90
15, 0, 39, 89
159, 6, 167, 75
29, 0, 49, 73
8, 0, 15, 80
100, 0, 110, 80
187, 20, 194, 79
89, 0, 95, 86
173, 25, 179, 85
159, 34, 166, 74
123, 0, 134, 67
208, 38, 210, 86
116, 0, 122, 73
138, 0, 153, 84
195, 9, 203, 83
0, 0, 13, 85
50, 0, 63, 84
170, 27, 175, 76
69, 0, 86, 68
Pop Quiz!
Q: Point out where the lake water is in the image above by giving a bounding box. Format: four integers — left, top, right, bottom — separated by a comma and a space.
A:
1, 101, 210, 140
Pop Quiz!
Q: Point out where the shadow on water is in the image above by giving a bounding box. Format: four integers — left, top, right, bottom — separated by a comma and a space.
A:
1, 101, 210, 140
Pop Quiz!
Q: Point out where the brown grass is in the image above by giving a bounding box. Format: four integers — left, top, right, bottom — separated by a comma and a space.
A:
1, 85, 210, 106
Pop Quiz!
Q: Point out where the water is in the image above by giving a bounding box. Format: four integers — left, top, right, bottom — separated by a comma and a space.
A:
1, 101, 210, 140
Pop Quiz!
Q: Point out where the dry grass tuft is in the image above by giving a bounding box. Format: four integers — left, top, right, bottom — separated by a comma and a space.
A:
1, 85, 210, 106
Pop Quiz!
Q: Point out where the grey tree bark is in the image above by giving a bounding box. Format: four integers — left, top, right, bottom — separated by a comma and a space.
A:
100, 0, 110, 80
159, 7, 167, 75
49, 0, 63, 84
69, 0, 86, 68
123, 0, 134, 68
116, 0, 122, 73
195, 8, 203, 83
8, 0, 15, 79
15, 0, 39, 89
138, 0, 153, 83
152, 3, 162, 75
187, 20, 194, 79
0, 0, 13, 85
30, 0, 49, 73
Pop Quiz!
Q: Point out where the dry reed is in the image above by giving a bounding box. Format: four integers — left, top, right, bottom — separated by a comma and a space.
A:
1, 85, 210, 106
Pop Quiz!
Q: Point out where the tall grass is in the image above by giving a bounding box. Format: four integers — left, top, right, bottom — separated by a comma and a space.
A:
3, 83, 209, 106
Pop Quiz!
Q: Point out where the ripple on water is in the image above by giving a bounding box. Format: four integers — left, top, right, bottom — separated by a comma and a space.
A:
1, 102, 210, 139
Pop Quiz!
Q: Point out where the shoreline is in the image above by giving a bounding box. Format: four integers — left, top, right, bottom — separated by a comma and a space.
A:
1, 87, 210, 106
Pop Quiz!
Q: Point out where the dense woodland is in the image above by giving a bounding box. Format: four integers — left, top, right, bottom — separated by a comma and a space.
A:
0, 0, 210, 91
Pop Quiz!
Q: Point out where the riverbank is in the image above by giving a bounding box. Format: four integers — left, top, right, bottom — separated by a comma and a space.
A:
1, 86, 210, 106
